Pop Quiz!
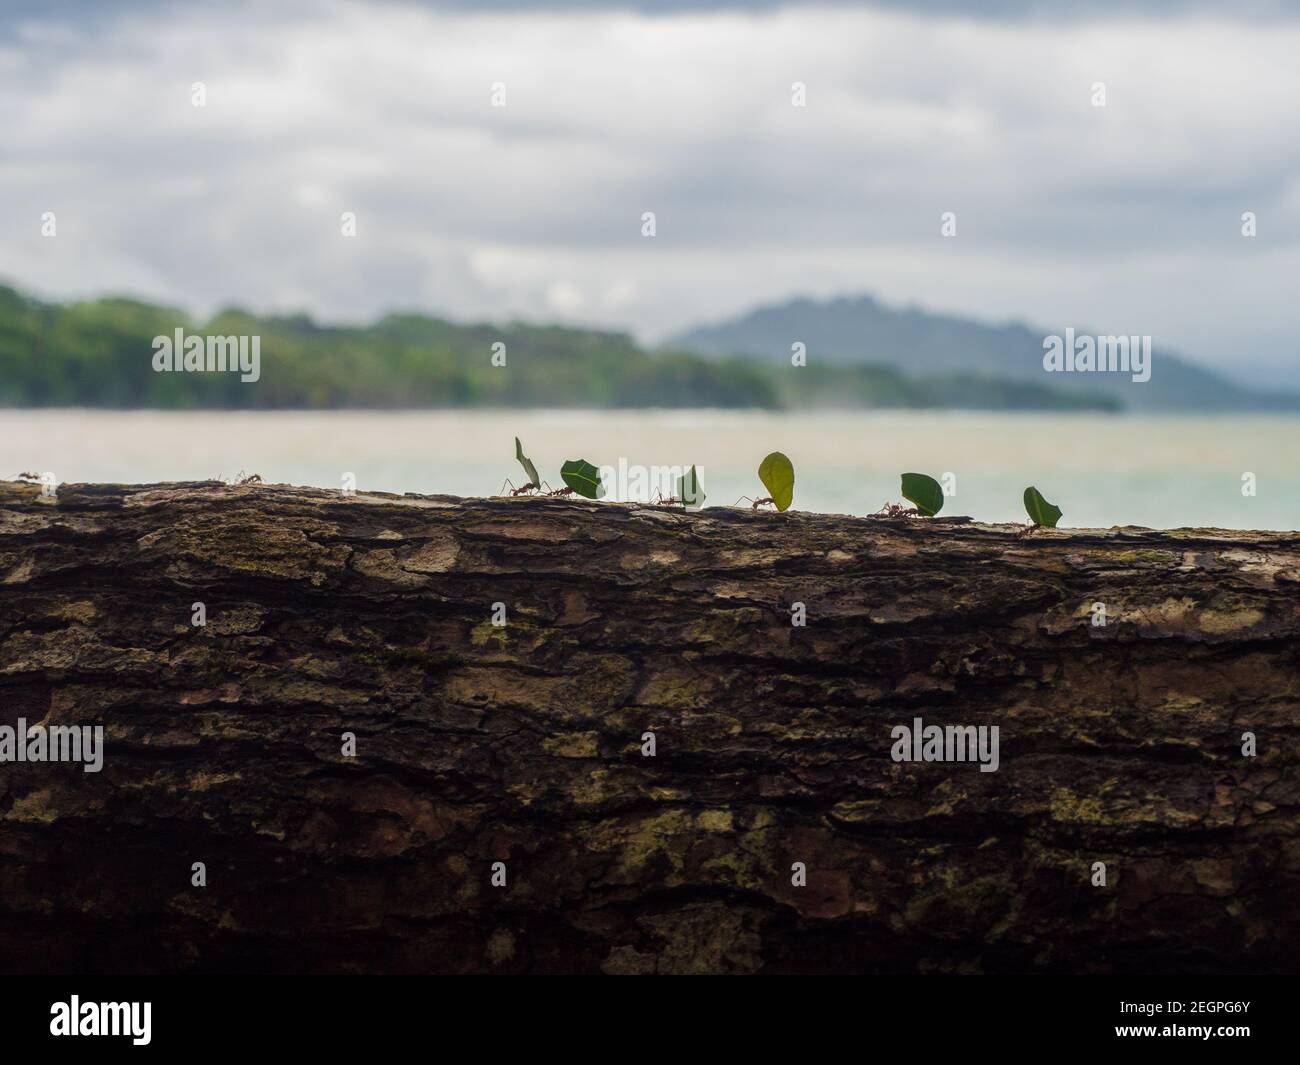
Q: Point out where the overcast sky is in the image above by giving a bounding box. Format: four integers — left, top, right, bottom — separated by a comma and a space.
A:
3, 0, 1299, 383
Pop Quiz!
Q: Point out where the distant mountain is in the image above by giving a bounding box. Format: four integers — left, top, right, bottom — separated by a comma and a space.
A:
0, 282, 1116, 412
669, 294, 1299, 412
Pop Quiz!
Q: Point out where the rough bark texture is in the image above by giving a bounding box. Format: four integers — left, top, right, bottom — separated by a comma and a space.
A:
0, 480, 1296, 975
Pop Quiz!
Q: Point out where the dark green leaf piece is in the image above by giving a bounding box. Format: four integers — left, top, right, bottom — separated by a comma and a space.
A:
677, 465, 706, 508
1023, 486, 1062, 528
900, 472, 944, 517
561, 459, 604, 499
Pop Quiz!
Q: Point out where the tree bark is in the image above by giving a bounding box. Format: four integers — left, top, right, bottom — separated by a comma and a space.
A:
0, 480, 1295, 974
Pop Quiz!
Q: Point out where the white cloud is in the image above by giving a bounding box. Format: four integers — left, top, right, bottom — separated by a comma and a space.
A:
2, 0, 1299, 373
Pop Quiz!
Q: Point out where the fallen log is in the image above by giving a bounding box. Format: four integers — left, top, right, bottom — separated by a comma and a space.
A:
0, 480, 1295, 974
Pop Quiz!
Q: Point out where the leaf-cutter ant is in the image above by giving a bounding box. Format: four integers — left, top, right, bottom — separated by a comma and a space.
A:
872, 502, 921, 519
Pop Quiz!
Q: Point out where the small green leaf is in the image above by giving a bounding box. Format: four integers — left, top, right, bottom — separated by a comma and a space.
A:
1023, 486, 1062, 528
677, 465, 706, 508
514, 437, 539, 488
900, 472, 944, 517
561, 459, 604, 499
758, 451, 795, 512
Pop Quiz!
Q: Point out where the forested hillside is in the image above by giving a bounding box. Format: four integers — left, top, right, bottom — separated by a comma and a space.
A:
0, 285, 1115, 411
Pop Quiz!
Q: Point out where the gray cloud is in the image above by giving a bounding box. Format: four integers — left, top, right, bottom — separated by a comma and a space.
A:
2, 0, 1299, 382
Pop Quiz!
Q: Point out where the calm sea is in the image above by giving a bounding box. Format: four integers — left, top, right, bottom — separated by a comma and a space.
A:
3, 408, 1297, 530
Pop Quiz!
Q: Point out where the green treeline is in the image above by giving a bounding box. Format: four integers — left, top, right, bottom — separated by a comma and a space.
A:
0, 285, 1119, 411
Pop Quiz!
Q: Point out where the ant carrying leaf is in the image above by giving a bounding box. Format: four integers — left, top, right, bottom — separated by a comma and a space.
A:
876, 472, 944, 518
500, 437, 543, 496
651, 465, 706, 508
552, 458, 604, 499
1018, 485, 1062, 538
738, 452, 794, 511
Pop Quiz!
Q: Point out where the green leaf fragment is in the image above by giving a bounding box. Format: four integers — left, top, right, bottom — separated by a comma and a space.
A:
514, 437, 539, 488
900, 472, 944, 517
561, 459, 604, 499
677, 465, 706, 508
1023, 485, 1062, 528
757, 451, 795, 512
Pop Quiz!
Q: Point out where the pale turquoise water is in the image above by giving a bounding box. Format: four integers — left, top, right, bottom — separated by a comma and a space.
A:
3, 408, 1297, 530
